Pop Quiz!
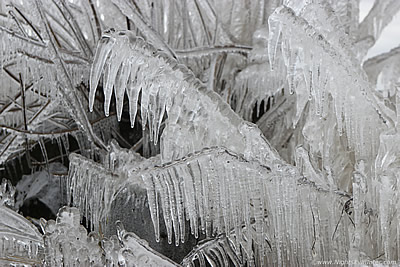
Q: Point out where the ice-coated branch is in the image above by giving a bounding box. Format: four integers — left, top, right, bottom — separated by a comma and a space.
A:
34, 0, 107, 151
89, 29, 203, 142
0, 25, 46, 48
1, 201, 187, 266
0, 100, 57, 164
111, 0, 177, 59
67, 153, 119, 230
0, 114, 117, 139
88, 28, 284, 171
50, 0, 93, 58
175, 45, 252, 58
268, 5, 393, 158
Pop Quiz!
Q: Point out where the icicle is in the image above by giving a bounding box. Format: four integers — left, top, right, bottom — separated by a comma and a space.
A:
126, 69, 141, 128
38, 138, 49, 172
141, 172, 160, 242
268, 9, 283, 69
350, 160, 367, 260
156, 171, 174, 244
163, 169, 180, 246
55, 136, 64, 164
61, 134, 70, 152
67, 153, 120, 232
89, 30, 116, 111
114, 58, 132, 121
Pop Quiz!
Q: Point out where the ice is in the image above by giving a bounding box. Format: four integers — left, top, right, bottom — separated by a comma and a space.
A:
115, 221, 180, 266
90, 30, 184, 141
41, 206, 102, 266
67, 153, 118, 231
182, 235, 240, 266
4, 0, 400, 265
364, 45, 400, 100
89, 30, 116, 111
0, 200, 44, 265
0, 100, 118, 165
267, 4, 392, 163
230, 27, 286, 120
0, 18, 90, 99
358, 0, 400, 55
112, 146, 350, 264
1, 202, 180, 266
67, 141, 158, 232
111, 0, 177, 59
66, 133, 352, 265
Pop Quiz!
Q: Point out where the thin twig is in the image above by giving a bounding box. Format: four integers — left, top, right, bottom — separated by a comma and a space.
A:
51, 0, 92, 57
0, 100, 52, 161
19, 73, 31, 164
193, 0, 211, 45
13, 5, 44, 41
8, 10, 28, 37
0, 25, 45, 47
112, 0, 177, 59
88, 0, 101, 38
0, 114, 116, 137
175, 45, 252, 58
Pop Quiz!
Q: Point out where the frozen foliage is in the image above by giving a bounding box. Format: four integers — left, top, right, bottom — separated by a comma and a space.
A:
230, 26, 286, 120
41, 207, 104, 266
181, 235, 241, 266
0, 183, 44, 266
112, 221, 180, 267
89, 29, 193, 140
0, 205, 178, 266
68, 138, 352, 266
1, 0, 400, 266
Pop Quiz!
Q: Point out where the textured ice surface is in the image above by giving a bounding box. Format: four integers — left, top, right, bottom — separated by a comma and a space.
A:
0, 204, 44, 265
2, 0, 400, 266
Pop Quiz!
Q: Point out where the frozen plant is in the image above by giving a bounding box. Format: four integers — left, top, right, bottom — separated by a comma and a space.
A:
1, 0, 400, 266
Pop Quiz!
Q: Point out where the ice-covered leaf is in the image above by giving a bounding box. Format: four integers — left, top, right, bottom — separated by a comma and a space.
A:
115, 221, 181, 267
268, 4, 390, 162
90, 29, 198, 141
181, 235, 241, 267
68, 143, 353, 265
0, 205, 44, 265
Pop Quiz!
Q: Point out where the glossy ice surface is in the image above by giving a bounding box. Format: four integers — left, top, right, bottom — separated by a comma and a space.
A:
1, 0, 400, 266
